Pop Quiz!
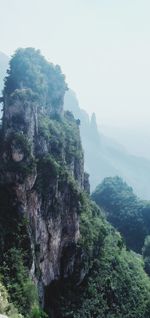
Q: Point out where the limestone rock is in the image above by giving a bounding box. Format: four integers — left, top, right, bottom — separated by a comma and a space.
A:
0, 49, 86, 313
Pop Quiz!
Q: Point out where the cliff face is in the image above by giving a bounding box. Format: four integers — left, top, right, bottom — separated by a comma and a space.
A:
0, 48, 89, 311
2, 48, 150, 318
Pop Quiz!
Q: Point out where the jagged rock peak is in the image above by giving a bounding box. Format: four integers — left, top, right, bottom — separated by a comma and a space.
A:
90, 112, 98, 131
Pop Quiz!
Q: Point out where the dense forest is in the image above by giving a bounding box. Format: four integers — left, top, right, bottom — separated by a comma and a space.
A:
92, 176, 150, 253
0, 48, 150, 318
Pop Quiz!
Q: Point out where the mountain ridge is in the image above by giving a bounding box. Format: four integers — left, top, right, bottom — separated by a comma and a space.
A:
64, 89, 150, 199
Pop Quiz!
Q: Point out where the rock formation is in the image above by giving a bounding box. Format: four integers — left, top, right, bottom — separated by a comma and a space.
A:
0, 48, 88, 312
1, 48, 150, 318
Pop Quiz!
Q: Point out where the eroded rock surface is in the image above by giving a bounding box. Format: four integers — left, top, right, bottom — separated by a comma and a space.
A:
0, 49, 87, 311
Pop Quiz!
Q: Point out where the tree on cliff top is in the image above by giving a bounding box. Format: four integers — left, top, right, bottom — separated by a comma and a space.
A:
4, 48, 67, 110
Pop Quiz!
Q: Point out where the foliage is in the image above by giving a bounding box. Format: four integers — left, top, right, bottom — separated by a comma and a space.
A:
38, 110, 83, 164
2, 48, 150, 318
9, 88, 38, 104
0, 280, 22, 318
35, 154, 60, 198
0, 185, 31, 265
6, 158, 36, 179
0, 281, 10, 314
4, 48, 67, 110
1, 248, 37, 316
92, 176, 150, 253
7, 132, 32, 157
29, 306, 48, 318
0, 247, 47, 318
142, 236, 150, 276
143, 236, 150, 258
47, 194, 150, 318
69, 246, 150, 318
0, 184, 44, 317
0, 132, 36, 180
79, 193, 107, 255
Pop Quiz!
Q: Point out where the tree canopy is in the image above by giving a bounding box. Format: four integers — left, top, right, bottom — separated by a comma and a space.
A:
92, 176, 150, 253
4, 48, 67, 111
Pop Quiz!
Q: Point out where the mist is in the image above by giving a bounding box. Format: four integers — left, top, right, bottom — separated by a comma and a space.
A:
1, 0, 150, 149
1, 0, 150, 188
1, 2, 150, 316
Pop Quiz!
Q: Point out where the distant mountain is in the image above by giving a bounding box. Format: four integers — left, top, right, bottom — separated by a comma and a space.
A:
0, 52, 9, 93
102, 124, 150, 160
64, 89, 150, 199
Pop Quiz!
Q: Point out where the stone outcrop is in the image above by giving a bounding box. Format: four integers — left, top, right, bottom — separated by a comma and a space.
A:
0, 56, 88, 312
0, 48, 92, 317
3, 89, 38, 152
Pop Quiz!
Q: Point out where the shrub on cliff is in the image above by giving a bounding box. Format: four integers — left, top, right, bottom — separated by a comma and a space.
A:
0, 280, 22, 318
142, 235, 150, 276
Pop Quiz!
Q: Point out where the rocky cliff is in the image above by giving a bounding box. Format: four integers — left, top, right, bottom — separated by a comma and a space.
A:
1, 48, 150, 318
0, 48, 90, 315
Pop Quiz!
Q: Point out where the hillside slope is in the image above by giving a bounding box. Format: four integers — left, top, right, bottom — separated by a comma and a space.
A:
92, 176, 150, 253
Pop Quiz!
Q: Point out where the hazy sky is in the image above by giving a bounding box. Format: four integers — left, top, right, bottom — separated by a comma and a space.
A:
1, 0, 150, 131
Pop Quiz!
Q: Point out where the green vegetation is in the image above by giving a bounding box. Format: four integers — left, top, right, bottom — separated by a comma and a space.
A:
8, 132, 32, 157
0, 280, 22, 318
38, 110, 83, 164
79, 194, 107, 255
0, 132, 36, 180
142, 236, 150, 276
92, 176, 150, 253
47, 193, 150, 318
4, 48, 67, 111
2, 48, 150, 318
1, 248, 39, 317
6, 158, 36, 179
35, 154, 60, 199
9, 88, 38, 104
0, 183, 46, 317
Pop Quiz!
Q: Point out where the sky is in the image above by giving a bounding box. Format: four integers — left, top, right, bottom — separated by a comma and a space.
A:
0, 0, 150, 140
